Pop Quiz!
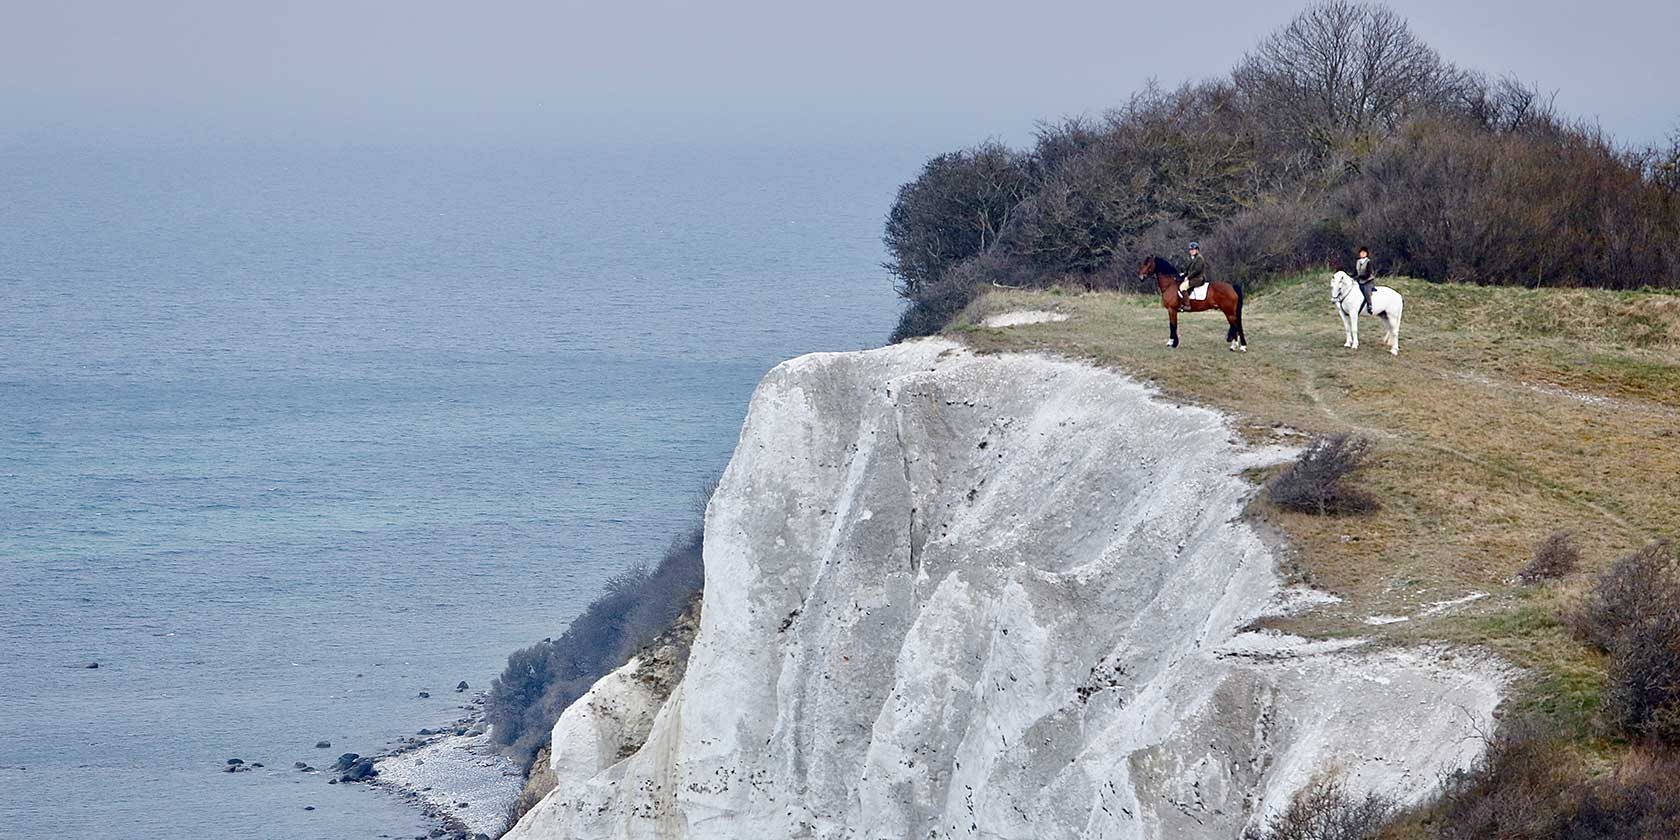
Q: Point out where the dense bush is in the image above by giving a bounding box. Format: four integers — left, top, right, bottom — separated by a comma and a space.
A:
1337, 119, 1679, 288
1516, 531, 1581, 584
1243, 776, 1393, 840
1430, 721, 1680, 839
485, 489, 710, 765
1430, 721, 1582, 839
1566, 540, 1680, 747
883, 0, 1680, 341
883, 142, 1032, 302
1265, 434, 1380, 516
1568, 540, 1680, 652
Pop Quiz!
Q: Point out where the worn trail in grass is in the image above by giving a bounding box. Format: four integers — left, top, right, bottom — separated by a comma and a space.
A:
953, 276, 1680, 744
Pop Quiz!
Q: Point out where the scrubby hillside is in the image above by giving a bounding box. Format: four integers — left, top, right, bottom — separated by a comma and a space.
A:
955, 277, 1680, 835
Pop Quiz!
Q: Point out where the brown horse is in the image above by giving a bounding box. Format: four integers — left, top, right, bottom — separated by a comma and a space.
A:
1137, 256, 1247, 351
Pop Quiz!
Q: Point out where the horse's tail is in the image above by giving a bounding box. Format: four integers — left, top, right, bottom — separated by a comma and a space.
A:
1234, 282, 1246, 343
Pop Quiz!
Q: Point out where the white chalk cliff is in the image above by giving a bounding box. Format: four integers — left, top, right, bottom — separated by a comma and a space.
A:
507, 339, 1505, 840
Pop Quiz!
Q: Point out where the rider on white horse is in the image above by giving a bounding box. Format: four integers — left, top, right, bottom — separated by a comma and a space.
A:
1355, 246, 1376, 314
1332, 269, 1403, 355
1177, 242, 1208, 312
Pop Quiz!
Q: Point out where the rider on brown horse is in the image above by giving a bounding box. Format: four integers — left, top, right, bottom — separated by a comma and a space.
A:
1177, 242, 1208, 312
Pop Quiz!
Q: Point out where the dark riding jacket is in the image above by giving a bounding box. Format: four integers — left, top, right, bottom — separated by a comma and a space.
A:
1355, 257, 1374, 281
1355, 256, 1377, 312
1181, 254, 1208, 288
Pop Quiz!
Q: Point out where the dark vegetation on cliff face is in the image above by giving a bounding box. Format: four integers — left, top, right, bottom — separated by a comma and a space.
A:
1244, 776, 1394, 840
485, 485, 710, 766
883, 0, 1680, 342
1420, 718, 1680, 840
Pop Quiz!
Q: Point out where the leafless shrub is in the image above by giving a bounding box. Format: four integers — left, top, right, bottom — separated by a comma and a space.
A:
1243, 776, 1394, 840
1566, 540, 1680, 747
1432, 720, 1583, 839
1567, 540, 1680, 652
1560, 749, 1680, 838
1606, 613, 1680, 747
1516, 530, 1581, 583
1265, 434, 1380, 516
1433, 720, 1680, 839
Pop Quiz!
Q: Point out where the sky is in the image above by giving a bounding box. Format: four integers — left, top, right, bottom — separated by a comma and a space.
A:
2, 0, 1676, 150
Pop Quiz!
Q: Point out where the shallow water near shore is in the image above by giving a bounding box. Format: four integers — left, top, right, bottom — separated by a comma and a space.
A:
0, 140, 903, 838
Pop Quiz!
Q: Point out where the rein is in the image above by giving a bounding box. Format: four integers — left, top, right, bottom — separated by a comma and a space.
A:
1332, 281, 1355, 307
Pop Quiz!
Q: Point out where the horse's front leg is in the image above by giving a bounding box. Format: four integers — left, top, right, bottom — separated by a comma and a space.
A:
1348, 304, 1359, 349
1166, 307, 1180, 348
1337, 303, 1353, 347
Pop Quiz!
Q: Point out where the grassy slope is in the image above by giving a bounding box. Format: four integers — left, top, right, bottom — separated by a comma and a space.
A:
951, 276, 1680, 753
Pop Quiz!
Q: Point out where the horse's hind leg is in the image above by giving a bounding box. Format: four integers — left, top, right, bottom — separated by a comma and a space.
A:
1389, 316, 1401, 355
1225, 307, 1240, 352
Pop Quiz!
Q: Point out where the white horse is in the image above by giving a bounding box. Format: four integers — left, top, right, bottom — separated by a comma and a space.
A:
1331, 270, 1403, 355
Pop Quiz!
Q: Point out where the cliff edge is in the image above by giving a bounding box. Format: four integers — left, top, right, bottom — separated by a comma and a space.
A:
508, 339, 1505, 839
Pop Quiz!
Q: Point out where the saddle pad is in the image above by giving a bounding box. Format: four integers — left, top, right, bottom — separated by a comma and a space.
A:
1190, 283, 1210, 301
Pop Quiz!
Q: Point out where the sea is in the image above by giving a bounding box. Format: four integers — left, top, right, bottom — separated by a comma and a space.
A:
0, 139, 911, 838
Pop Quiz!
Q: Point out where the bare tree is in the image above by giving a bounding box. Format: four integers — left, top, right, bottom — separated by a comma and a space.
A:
1453, 73, 1559, 133
1234, 1, 1453, 148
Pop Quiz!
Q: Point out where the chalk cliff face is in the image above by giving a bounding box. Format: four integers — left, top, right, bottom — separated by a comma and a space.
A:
508, 339, 1505, 840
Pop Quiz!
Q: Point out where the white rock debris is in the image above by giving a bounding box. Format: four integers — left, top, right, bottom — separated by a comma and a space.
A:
1420, 592, 1489, 616
981, 310, 1070, 328
507, 340, 1507, 840
1365, 614, 1412, 626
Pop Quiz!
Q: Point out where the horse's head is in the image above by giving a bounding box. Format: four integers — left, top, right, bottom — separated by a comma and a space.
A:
1330, 270, 1352, 299
1137, 256, 1156, 281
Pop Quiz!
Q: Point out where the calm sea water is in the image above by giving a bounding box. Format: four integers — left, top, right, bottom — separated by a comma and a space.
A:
0, 141, 907, 838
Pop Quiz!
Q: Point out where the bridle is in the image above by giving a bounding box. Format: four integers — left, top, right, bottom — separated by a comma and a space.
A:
1332, 277, 1355, 307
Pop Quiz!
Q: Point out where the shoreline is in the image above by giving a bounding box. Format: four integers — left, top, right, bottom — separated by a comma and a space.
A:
364, 693, 526, 839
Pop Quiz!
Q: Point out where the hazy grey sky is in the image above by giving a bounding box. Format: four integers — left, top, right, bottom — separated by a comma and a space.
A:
3, 0, 1675, 148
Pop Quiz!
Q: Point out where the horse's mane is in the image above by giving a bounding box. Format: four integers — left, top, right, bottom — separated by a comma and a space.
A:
1150, 256, 1179, 277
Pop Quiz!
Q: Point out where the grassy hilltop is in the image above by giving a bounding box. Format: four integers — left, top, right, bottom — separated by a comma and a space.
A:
953, 277, 1679, 829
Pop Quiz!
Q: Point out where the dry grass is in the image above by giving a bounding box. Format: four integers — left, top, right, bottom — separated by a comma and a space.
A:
949, 275, 1680, 746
